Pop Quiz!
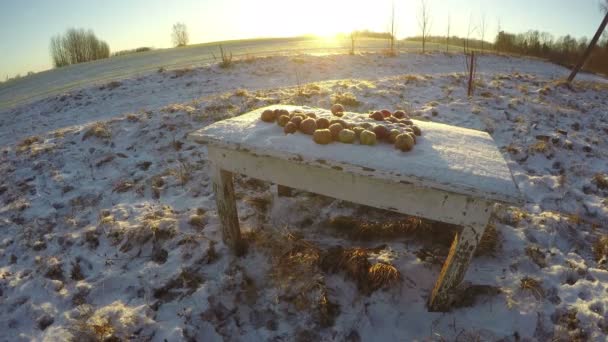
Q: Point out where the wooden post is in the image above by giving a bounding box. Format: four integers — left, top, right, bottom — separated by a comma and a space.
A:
211, 166, 244, 255
467, 52, 475, 97
428, 221, 488, 312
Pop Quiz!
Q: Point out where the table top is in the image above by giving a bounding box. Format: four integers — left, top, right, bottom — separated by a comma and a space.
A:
188, 105, 522, 204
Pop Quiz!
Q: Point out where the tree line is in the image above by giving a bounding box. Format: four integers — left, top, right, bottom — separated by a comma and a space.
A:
50, 28, 110, 67
495, 29, 608, 76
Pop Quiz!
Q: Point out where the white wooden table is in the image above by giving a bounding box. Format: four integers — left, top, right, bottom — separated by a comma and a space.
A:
188, 105, 522, 311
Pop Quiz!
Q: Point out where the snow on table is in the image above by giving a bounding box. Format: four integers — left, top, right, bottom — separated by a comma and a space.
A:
189, 105, 522, 204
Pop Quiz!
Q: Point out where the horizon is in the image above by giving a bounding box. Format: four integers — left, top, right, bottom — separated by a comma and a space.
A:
1, 0, 606, 78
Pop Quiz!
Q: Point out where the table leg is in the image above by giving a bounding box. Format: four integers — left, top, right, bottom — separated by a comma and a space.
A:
211, 166, 244, 255
427, 221, 488, 312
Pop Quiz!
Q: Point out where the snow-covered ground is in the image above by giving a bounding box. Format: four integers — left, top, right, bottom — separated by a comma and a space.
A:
1, 52, 608, 341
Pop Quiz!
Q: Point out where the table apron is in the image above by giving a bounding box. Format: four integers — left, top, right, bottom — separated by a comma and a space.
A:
208, 146, 494, 227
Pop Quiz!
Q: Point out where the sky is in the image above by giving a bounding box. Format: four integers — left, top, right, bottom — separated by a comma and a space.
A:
0, 0, 606, 77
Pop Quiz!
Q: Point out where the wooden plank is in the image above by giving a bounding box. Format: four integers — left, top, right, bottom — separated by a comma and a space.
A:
188, 105, 523, 205
208, 146, 494, 227
427, 219, 490, 312
210, 166, 244, 255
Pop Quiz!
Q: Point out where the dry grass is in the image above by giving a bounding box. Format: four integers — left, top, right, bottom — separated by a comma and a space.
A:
593, 235, 608, 264
294, 83, 324, 98
188, 214, 206, 229
214, 45, 233, 68
160, 103, 196, 114
382, 48, 398, 57
367, 263, 401, 292
520, 276, 544, 300
171, 68, 193, 78
234, 89, 249, 97
153, 268, 204, 301
552, 308, 588, 342
529, 140, 550, 154
593, 173, 608, 190
126, 113, 140, 122
112, 180, 135, 193
100, 81, 122, 91
330, 92, 361, 107
69, 314, 115, 341
525, 246, 547, 268
246, 229, 340, 326
171, 161, 194, 186
150, 175, 165, 199
111, 207, 177, 252
320, 245, 401, 295
16, 136, 42, 153
244, 195, 272, 215
82, 122, 111, 141
327, 215, 457, 247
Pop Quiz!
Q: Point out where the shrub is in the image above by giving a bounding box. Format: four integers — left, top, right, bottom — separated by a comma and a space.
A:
112, 47, 153, 57
213, 44, 233, 68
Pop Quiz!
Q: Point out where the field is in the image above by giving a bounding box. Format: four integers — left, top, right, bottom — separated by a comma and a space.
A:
0, 37, 450, 112
1, 51, 608, 341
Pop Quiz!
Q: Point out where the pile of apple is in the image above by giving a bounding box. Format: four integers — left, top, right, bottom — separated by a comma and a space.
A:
259, 104, 422, 152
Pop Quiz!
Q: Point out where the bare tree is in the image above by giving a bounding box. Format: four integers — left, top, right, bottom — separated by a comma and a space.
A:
418, 0, 432, 53
496, 18, 501, 53
172, 22, 189, 47
389, 1, 396, 55
446, 13, 451, 52
479, 12, 487, 51
464, 13, 476, 54
567, 3, 608, 82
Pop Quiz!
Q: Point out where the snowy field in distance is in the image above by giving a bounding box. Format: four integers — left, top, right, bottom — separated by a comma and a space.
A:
0, 38, 449, 112
1, 52, 608, 341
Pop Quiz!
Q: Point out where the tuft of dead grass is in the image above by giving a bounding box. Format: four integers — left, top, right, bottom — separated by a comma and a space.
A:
593, 173, 608, 190
244, 195, 272, 215
327, 215, 457, 247
150, 175, 165, 199
529, 140, 550, 154
551, 308, 588, 342
171, 68, 193, 78
16, 136, 42, 153
525, 246, 547, 268
153, 268, 204, 301
188, 214, 206, 229
593, 235, 608, 265
520, 276, 544, 300
330, 92, 361, 107
169, 161, 194, 186
245, 229, 342, 326
82, 122, 111, 141
367, 263, 401, 292
112, 180, 135, 193
126, 113, 140, 122
320, 245, 401, 295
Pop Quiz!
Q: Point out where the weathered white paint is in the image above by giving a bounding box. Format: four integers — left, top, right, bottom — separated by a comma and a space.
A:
189, 105, 523, 205
195, 105, 523, 312
210, 165, 244, 255
208, 146, 493, 227
427, 220, 490, 311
